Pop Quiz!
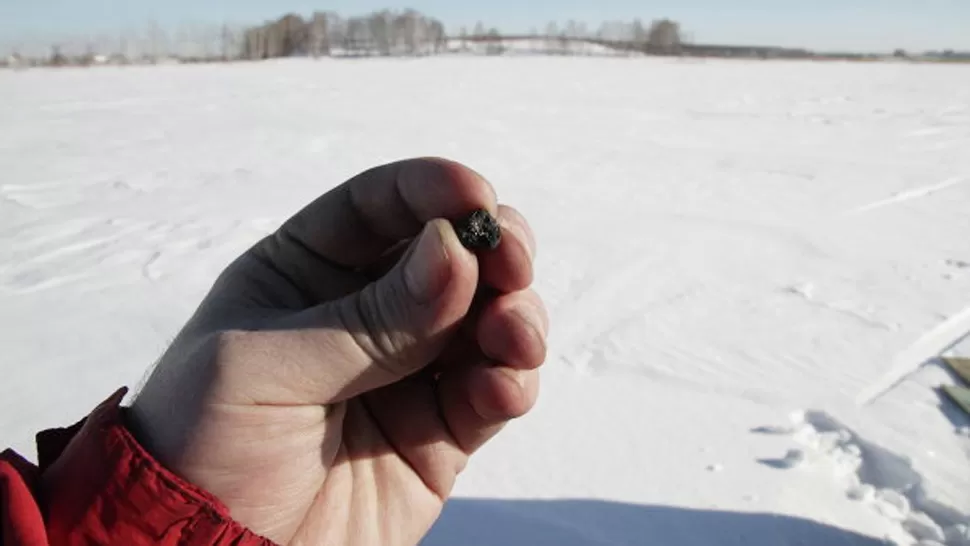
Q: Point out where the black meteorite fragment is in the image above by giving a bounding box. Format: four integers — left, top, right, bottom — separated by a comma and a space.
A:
454, 209, 501, 251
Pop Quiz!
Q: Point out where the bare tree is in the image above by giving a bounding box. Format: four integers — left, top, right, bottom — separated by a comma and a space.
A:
244, 26, 268, 59
80, 42, 95, 66
632, 19, 647, 45
285, 14, 310, 56
412, 11, 430, 54
345, 17, 371, 55
429, 20, 446, 54
565, 20, 579, 38
485, 28, 504, 56
221, 24, 246, 61
242, 14, 309, 60
173, 26, 189, 59
220, 24, 230, 60
545, 22, 559, 53
473, 22, 486, 38
309, 12, 331, 58
199, 24, 215, 59
369, 10, 392, 55
390, 11, 409, 54
118, 33, 129, 61
148, 20, 161, 61
327, 14, 346, 53
49, 44, 68, 66
262, 14, 308, 58
402, 10, 424, 54
647, 19, 681, 54
596, 21, 613, 41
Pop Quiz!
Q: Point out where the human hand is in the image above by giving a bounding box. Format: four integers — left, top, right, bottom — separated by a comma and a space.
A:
129, 158, 548, 545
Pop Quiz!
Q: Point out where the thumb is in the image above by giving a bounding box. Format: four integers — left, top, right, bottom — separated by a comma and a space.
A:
263, 219, 479, 404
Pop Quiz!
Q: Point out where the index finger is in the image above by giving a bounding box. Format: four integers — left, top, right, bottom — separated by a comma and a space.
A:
260, 157, 498, 270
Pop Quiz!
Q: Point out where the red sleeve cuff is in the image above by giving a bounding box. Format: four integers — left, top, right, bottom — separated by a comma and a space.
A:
35, 387, 277, 546
1, 448, 48, 545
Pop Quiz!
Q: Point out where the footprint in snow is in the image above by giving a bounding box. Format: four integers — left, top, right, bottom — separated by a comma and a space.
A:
754, 411, 970, 546
757, 449, 807, 470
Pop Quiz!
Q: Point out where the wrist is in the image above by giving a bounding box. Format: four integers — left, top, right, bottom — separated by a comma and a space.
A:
37, 388, 276, 545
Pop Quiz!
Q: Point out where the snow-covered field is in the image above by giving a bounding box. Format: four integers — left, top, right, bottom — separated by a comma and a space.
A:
2, 57, 969, 545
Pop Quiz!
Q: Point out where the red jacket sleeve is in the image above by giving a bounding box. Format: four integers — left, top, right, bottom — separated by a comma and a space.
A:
1, 388, 276, 546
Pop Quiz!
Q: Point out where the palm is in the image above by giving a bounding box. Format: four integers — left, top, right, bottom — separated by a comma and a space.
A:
192, 397, 447, 546
304, 397, 449, 546
130, 159, 547, 545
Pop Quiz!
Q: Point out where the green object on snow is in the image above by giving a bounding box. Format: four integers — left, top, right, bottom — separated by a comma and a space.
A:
942, 385, 970, 418
942, 357, 970, 386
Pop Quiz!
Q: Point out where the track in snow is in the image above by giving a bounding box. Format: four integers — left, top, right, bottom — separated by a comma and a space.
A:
856, 304, 970, 406
847, 176, 968, 215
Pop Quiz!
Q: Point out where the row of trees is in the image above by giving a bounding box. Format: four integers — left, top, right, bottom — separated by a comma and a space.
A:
4, 10, 685, 65
532, 18, 682, 51
242, 10, 448, 59
3, 22, 250, 64
239, 12, 683, 60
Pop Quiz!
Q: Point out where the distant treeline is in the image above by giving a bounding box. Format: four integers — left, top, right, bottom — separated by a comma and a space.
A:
4, 8, 969, 67
3, 9, 686, 65
242, 10, 446, 59
238, 10, 682, 60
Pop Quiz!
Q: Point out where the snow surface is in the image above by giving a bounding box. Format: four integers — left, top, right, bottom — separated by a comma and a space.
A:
2, 57, 969, 545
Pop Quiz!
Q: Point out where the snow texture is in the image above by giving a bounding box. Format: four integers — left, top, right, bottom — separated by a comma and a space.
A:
2, 57, 969, 545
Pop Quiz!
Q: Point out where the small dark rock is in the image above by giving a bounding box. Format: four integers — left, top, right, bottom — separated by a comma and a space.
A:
453, 209, 501, 251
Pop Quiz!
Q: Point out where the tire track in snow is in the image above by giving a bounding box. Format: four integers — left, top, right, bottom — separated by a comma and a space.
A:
855, 304, 970, 406
847, 176, 967, 214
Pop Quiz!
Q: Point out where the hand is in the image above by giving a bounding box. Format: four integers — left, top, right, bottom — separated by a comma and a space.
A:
129, 158, 548, 545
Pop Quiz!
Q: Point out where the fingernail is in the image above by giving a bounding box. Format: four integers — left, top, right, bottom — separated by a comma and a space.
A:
404, 222, 450, 304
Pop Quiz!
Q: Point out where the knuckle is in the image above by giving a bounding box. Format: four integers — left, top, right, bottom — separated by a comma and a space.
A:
344, 279, 418, 375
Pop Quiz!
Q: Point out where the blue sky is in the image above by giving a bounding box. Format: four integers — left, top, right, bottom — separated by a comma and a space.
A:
2, 0, 969, 53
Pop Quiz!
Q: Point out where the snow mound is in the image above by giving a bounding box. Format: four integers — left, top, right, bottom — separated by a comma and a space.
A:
755, 409, 968, 545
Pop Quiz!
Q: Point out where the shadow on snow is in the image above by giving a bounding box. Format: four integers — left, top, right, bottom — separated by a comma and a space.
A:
422, 498, 889, 545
